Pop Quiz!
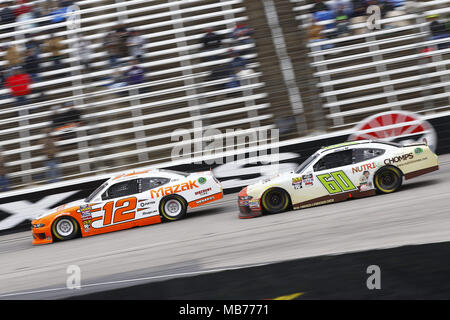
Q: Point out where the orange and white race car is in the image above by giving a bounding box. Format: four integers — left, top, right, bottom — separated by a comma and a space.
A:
31, 169, 223, 245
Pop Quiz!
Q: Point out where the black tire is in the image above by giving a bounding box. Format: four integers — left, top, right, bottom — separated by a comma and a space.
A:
51, 216, 79, 241
374, 166, 403, 194
159, 195, 187, 222
261, 188, 290, 214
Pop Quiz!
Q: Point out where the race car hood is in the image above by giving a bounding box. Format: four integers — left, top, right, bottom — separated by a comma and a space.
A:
33, 198, 87, 220
246, 171, 294, 195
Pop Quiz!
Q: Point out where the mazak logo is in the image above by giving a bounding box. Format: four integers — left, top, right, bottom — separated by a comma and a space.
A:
384, 153, 414, 165
352, 162, 376, 174
150, 180, 199, 199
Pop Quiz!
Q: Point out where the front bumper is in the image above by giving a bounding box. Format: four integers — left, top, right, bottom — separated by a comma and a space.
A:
238, 187, 262, 219
31, 224, 53, 245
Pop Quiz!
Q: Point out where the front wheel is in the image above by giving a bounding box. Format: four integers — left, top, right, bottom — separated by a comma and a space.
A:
52, 217, 79, 241
374, 166, 403, 194
159, 195, 187, 221
261, 188, 290, 214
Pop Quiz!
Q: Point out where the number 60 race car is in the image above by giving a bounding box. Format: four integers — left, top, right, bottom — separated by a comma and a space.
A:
238, 140, 439, 218
32, 169, 223, 244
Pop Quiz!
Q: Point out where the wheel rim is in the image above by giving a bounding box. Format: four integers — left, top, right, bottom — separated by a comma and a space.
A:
56, 218, 74, 237
164, 199, 182, 217
378, 170, 399, 190
265, 190, 287, 211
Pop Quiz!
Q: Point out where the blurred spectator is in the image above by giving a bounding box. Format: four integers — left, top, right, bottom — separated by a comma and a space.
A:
15, 5, 36, 32
310, 0, 330, 14
328, 0, 353, 17
13, 0, 32, 18
76, 38, 92, 71
201, 27, 222, 51
116, 24, 130, 59
231, 23, 254, 43
41, 128, 61, 183
334, 4, 350, 37
0, 1, 16, 34
5, 45, 22, 68
427, 14, 450, 50
4, 67, 32, 106
307, 17, 334, 51
0, 149, 9, 192
351, 0, 367, 18
227, 49, 247, 72
106, 69, 127, 90
127, 29, 146, 63
25, 34, 42, 57
124, 59, 145, 86
24, 48, 40, 83
104, 29, 122, 67
44, 34, 66, 69
231, 23, 255, 55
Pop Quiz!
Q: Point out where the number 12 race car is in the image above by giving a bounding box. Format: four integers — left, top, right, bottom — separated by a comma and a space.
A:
32, 169, 223, 244
238, 140, 439, 218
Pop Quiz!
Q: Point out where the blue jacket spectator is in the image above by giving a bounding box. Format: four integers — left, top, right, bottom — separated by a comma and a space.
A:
125, 61, 145, 86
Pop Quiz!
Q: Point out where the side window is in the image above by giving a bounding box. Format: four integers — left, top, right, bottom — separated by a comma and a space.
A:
102, 179, 139, 200
313, 150, 353, 171
140, 177, 170, 192
352, 148, 385, 164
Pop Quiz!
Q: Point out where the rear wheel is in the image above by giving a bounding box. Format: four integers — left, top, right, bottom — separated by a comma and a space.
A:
52, 217, 79, 241
160, 195, 187, 221
374, 166, 403, 194
261, 188, 290, 214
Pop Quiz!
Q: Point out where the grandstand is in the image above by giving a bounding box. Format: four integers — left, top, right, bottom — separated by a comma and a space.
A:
0, 0, 449, 191
291, 0, 450, 128
0, 0, 277, 188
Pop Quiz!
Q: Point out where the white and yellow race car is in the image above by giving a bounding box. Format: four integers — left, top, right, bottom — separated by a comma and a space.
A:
238, 140, 439, 218
32, 169, 223, 244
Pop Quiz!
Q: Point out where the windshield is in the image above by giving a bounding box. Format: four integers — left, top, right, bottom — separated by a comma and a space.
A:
85, 181, 108, 203
295, 153, 319, 174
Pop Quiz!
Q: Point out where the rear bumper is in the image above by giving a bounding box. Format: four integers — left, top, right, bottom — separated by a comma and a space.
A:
404, 165, 439, 180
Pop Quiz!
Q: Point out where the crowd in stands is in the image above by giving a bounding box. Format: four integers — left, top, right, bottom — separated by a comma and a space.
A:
0, 0, 258, 190
201, 23, 255, 91
306, 0, 450, 50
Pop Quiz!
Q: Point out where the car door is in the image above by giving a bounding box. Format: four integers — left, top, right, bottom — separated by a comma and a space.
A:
91, 178, 140, 230
311, 149, 359, 199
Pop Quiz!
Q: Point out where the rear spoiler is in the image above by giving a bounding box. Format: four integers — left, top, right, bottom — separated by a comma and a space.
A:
403, 138, 429, 148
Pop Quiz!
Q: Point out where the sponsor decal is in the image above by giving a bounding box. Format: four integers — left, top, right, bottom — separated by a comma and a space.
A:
414, 148, 423, 154
141, 209, 158, 215
383, 153, 414, 165
198, 177, 207, 185
83, 220, 91, 232
302, 173, 314, 186
352, 162, 376, 174
292, 177, 303, 190
248, 199, 261, 210
196, 196, 214, 204
139, 200, 155, 207
358, 171, 373, 192
79, 205, 93, 220
150, 180, 199, 199
195, 187, 212, 196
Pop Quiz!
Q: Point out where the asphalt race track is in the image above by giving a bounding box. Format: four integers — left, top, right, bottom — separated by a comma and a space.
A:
1, 155, 450, 300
